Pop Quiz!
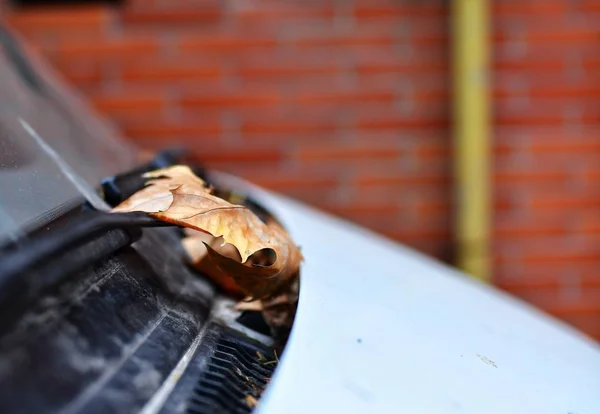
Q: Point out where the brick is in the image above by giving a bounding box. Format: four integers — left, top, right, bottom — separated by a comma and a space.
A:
583, 170, 600, 185
494, 170, 569, 183
357, 58, 447, 74
494, 58, 565, 72
526, 27, 599, 44
581, 0, 600, 12
238, 62, 339, 79
239, 73, 344, 94
123, 122, 221, 140
356, 108, 449, 130
58, 64, 103, 87
494, 40, 599, 64
290, 45, 390, 63
51, 37, 158, 61
576, 211, 600, 234
243, 173, 339, 191
495, 178, 568, 198
178, 35, 277, 53
91, 94, 163, 114
344, 181, 445, 210
354, 73, 448, 96
353, 4, 446, 19
121, 7, 222, 25
122, 61, 221, 82
494, 71, 599, 98
583, 56, 600, 70
352, 41, 448, 63
494, 195, 517, 213
353, 18, 447, 41
398, 77, 450, 96
415, 141, 451, 160
415, 199, 451, 215
495, 15, 591, 39
355, 172, 449, 187
6, 5, 112, 33
529, 140, 600, 153
293, 90, 395, 105
192, 160, 283, 177
493, 141, 515, 155
582, 106, 600, 123
291, 34, 395, 48
110, 111, 172, 129
293, 143, 401, 161
241, 116, 336, 134
237, 131, 339, 152
492, 1, 566, 15
521, 249, 600, 265
235, 4, 334, 21
494, 219, 568, 239
410, 32, 447, 46
528, 191, 600, 209
196, 149, 283, 164
410, 197, 452, 218
414, 88, 450, 103
355, 134, 450, 165
529, 84, 600, 99
182, 91, 279, 108
501, 126, 600, 146
495, 99, 568, 126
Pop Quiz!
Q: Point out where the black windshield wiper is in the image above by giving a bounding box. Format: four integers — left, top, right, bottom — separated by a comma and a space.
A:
0, 211, 174, 304
0, 149, 191, 300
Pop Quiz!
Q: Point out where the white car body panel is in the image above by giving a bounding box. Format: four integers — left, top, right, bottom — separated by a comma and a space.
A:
211, 173, 600, 414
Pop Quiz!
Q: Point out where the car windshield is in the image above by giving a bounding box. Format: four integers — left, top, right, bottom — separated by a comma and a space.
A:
0, 26, 138, 242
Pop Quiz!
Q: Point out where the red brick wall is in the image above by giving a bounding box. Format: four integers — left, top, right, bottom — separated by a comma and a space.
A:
4, 0, 600, 339
491, 0, 600, 339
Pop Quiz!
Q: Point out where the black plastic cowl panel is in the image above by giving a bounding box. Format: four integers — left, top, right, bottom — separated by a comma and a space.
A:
0, 226, 214, 414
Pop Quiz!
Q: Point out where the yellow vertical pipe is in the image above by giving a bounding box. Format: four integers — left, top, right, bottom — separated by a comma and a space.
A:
452, 0, 491, 282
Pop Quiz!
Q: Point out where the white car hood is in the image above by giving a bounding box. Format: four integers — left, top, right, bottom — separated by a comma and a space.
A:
212, 173, 600, 414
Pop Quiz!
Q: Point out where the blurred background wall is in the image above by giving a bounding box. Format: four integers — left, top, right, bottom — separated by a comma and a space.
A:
3, 0, 599, 339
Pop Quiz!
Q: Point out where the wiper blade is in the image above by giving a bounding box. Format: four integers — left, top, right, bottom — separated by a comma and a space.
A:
0, 211, 173, 302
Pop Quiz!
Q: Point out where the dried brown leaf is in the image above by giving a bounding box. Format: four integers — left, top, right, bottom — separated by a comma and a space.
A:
234, 300, 264, 312
112, 165, 302, 299
182, 232, 245, 297
245, 395, 258, 408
